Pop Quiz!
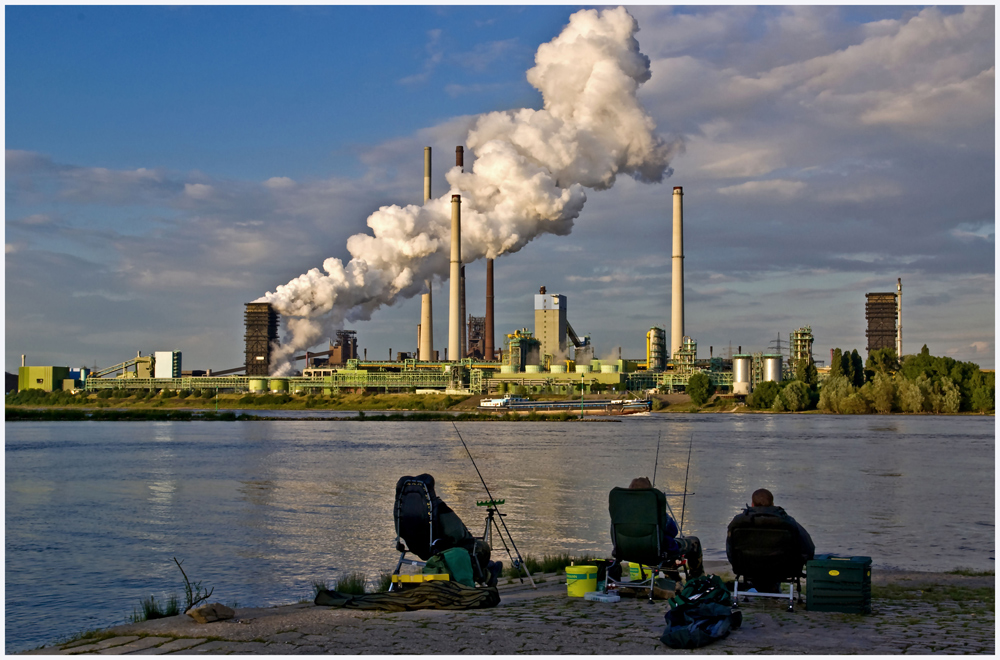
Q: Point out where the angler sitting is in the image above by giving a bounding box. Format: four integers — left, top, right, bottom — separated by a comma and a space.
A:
608, 476, 704, 582
393, 474, 503, 588
726, 488, 814, 594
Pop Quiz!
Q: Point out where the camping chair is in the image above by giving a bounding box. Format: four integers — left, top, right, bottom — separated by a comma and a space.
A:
727, 524, 806, 611
390, 474, 492, 590
604, 487, 687, 603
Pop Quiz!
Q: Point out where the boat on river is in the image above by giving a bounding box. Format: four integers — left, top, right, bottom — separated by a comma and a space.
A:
478, 395, 652, 415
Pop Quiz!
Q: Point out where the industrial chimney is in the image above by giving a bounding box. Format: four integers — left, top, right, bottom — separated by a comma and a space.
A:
449, 194, 462, 361
485, 258, 495, 360
671, 187, 685, 359
419, 147, 434, 361
456, 146, 466, 358
896, 278, 902, 359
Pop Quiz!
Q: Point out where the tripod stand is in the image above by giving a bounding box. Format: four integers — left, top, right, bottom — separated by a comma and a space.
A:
478, 498, 536, 588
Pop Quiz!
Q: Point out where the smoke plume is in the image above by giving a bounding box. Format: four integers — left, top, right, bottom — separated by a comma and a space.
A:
259, 7, 680, 375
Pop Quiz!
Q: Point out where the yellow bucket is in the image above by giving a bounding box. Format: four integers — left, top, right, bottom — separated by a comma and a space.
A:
566, 565, 598, 597
629, 564, 654, 581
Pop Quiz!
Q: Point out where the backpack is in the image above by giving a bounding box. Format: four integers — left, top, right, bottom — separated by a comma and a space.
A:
661, 574, 742, 649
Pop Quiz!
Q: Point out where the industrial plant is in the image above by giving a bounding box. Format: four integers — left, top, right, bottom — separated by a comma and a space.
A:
13, 147, 906, 401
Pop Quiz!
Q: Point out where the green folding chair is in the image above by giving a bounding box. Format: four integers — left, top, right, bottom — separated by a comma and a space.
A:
605, 487, 685, 602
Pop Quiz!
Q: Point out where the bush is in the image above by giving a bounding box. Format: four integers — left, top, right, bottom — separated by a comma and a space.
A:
96, 389, 114, 399
686, 373, 715, 406
746, 381, 779, 409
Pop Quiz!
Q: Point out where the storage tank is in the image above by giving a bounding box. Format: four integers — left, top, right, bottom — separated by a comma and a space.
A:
733, 354, 751, 395
249, 379, 267, 393
550, 364, 566, 373
524, 365, 541, 373
575, 364, 591, 373
270, 378, 289, 392
600, 364, 618, 373
500, 365, 516, 374
762, 354, 783, 383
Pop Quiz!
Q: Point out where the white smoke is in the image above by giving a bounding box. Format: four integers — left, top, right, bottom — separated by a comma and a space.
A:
259, 7, 681, 375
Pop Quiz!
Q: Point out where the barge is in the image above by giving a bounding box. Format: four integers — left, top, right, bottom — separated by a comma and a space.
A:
478, 395, 652, 415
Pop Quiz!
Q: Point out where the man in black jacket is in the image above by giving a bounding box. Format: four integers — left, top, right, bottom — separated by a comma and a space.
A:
727, 488, 814, 593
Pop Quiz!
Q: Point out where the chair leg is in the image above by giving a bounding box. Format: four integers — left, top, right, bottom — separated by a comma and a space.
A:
388, 552, 406, 592
732, 578, 740, 609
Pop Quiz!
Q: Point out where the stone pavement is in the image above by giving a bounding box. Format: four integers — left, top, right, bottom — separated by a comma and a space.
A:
21, 563, 994, 655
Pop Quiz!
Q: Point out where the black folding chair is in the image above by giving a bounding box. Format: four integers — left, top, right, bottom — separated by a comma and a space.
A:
727, 521, 806, 611
604, 487, 685, 602
390, 474, 492, 590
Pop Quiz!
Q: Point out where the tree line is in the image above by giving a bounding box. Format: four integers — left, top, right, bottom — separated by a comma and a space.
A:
688, 345, 993, 414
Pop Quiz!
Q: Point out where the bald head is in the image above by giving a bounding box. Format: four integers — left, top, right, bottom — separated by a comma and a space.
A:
752, 488, 774, 507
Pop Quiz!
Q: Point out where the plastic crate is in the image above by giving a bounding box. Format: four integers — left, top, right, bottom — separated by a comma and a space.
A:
806, 555, 872, 613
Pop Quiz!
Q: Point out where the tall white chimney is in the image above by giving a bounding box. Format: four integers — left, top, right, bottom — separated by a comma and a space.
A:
456, 146, 466, 359
419, 147, 434, 361
671, 186, 684, 358
896, 277, 902, 359
449, 194, 462, 361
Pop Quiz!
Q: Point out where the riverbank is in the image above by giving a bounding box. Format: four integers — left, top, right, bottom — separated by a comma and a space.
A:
22, 562, 994, 655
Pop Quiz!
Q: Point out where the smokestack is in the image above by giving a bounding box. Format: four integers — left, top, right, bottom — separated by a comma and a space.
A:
419, 292, 433, 361
449, 195, 462, 361
485, 258, 495, 360
419, 148, 434, 362
456, 146, 466, 358
21, 354, 25, 367
897, 277, 902, 358
424, 147, 432, 202
671, 186, 684, 358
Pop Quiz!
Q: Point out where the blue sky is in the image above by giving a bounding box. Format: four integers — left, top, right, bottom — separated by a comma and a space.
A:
6, 5, 995, 373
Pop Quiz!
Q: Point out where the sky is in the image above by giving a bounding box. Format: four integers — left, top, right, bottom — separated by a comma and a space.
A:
5, 5, 995, 374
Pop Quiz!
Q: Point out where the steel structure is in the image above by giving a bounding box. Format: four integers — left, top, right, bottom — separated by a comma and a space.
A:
789, 326, 814, 365
865, 292, 897, 356
245, 303, 279, 376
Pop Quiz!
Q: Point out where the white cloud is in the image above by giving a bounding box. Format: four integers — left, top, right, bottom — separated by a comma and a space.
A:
717, 179, 806, 197
263, 176, 296, 190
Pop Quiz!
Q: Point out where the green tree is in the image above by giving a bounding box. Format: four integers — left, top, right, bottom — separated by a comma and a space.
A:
897, 378, 924, 413
850, 350, 865, 387
747, 381, 780, 409
686, 372, 715, 406
868, 372, 896, 414
839, 393, 870, 414
818, 375, 853, 412
496, 382, 507, 395
515, 385, 528, 397
830, 348, 844, 379
939, 377, 961, 413
970, 371, 995, 413
866, 348, 899, 375
780, 380, 811, 411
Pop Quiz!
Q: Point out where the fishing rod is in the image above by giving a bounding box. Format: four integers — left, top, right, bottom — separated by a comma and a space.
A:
453, 422, 536, 588
679, 434, 694, 536
652, 430, 684, 523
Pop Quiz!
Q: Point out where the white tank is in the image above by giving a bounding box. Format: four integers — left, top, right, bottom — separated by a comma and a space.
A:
550, 365, 566, 373
524, 365, 541, 373
733, 354, 751, 393
575, 365, 591, 373
500, 365, 516, 373
600, 364, 618, 373
762, 354, 783, 383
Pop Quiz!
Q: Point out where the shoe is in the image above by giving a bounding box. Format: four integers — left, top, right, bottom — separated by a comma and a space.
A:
486, 561, 503, 588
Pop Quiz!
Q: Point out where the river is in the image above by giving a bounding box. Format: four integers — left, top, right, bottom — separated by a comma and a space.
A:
5, 413, 994, 652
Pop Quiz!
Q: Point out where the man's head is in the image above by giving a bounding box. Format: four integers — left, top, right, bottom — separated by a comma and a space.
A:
751, 488, 774, 507
629, 477, 653, 490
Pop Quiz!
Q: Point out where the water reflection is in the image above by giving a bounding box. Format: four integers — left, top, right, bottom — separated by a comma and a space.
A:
4, 415, 994, 654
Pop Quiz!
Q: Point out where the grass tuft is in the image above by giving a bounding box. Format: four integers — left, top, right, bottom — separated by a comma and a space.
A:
334, 572, 368, 595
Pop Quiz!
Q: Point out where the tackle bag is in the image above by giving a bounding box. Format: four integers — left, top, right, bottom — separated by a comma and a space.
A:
423, 547, 475, 587
661, 574, 742, 649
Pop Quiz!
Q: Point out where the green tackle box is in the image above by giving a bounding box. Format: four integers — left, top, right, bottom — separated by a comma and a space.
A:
806, 555, 872, 614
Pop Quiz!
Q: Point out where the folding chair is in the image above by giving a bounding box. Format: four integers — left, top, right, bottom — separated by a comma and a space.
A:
727, 524, 806, 612
604, 487, 686, 602
390, 474, 493, 590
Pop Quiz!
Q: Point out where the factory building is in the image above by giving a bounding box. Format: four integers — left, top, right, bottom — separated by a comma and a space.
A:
866, 279, 902, 357
534, 287, 567, 359
244, 302, 279, 376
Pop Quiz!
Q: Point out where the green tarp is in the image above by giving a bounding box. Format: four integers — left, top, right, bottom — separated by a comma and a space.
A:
314, 580, 500, 611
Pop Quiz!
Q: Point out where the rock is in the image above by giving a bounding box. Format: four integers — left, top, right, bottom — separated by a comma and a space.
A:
186, 603, 235, 624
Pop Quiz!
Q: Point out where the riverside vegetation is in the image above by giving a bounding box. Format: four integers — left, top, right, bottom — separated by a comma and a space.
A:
6, 346, 992, 417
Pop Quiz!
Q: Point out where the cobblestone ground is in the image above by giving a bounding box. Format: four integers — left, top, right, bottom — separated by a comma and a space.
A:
22, 570, 994, 655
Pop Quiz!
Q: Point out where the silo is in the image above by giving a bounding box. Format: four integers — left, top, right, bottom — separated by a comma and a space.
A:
762, 354, 783, 383
270, 378, 289, 393
733, 354, 751, 395
550, 364, 567, 373
575, 364, 591, 373
524, 365, 541, 373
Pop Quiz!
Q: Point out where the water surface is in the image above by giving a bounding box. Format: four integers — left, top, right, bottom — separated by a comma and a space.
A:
5, 414, 994, 652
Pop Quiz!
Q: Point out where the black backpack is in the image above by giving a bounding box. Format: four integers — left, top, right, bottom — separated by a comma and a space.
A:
661, 574, 742, 649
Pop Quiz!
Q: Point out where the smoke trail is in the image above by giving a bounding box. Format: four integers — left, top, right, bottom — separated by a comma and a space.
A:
260, 6, 681, 375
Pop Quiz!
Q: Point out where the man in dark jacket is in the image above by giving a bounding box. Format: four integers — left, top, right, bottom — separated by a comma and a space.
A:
726, 488, 814, 593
